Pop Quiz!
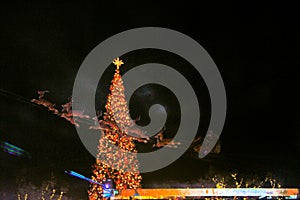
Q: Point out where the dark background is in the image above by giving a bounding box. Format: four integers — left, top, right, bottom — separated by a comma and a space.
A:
0, 1, 299, 199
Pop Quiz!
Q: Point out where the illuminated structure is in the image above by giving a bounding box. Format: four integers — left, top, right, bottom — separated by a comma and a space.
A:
115, 188, 299, 199
88, 58, 142, 200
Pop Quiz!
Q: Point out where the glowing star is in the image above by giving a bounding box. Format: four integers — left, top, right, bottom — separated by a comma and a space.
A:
112, 57, 124, 69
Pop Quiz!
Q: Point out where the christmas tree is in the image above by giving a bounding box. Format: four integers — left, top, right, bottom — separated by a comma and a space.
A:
88, 58, 142, 200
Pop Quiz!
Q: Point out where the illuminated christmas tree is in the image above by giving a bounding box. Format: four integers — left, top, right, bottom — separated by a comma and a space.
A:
88, 58, 142, 200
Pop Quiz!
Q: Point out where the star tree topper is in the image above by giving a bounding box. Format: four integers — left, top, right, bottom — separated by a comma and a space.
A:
113, 57, 124, 70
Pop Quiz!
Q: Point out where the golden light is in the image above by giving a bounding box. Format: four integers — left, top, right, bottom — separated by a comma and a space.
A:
112, 57, 124, 70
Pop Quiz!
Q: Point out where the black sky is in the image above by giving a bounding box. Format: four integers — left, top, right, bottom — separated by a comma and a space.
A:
0, 1, 299, 198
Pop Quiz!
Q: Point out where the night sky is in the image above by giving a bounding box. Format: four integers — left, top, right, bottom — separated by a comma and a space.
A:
0, 1, 299, 199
